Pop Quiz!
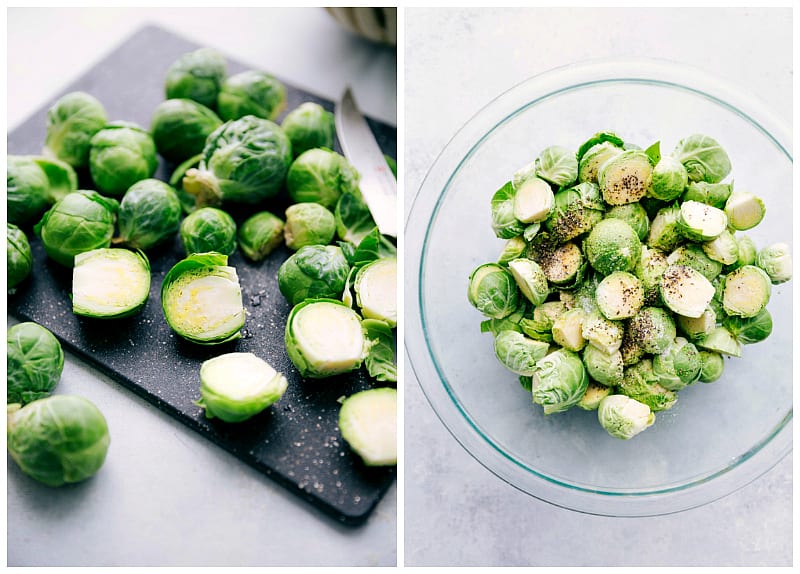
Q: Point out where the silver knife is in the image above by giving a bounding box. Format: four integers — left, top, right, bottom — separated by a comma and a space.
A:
335, 87, 397, 237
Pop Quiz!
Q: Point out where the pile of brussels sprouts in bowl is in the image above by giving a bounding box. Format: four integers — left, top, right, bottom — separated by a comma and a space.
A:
7, 46, 398, 472
468, 131, 792, 440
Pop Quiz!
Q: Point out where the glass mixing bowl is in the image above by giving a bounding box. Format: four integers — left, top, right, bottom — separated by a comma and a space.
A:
405, 58, 792, 516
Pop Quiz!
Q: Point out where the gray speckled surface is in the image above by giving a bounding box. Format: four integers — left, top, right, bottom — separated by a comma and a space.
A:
404, 7, 792, 567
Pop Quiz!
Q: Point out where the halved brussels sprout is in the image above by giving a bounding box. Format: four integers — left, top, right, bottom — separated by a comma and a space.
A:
281, 102, 335, 158
165, 48, 227, 109
672, 134, 731, 183
652, 336, 701, 391
676, 307, 716, 340
497, 236, 527, 266
660, 265, 715, 318
7, 156, 51, 226
583, 345, 624, 386
43, 91, 108, 168
117, 179, 183, 251
513, 176, 554, 224
237, 211, 285, 262
7, 322, 64, 405
89, 122, 158, 196
618, 359, 677, 412
180, 207, 237, 256
183, 115, 292, 206
534, 145, 578, 187
682, 181, 732, 209
284, 202, 336, 251
354, 258, 397, 327
598, 149, 652, 205
619, 328, 646, 366
584, 218, 642, 276
552, 307, 587, 352
648, 155, 688, 201
595, 271, 644, 320
695, 326, 742, 357
467, 263, 520, 319
756, 243, 792, 285
493, 330, 549, 376
578, 141, 623, 184
34, 190, 118, 267
576, 132, 625, 162
339, 388, 397, 466
218, 70, 287, 122
531, 348, 588, 415
646, 204, 684, 253
698, 350, 724, 383
491, 181, 526, 239
721, 265, 771, 318
161, 252, 245, 345
724, 191, 765, 231
701, 230, 739, 266
728, 234, 757, 271
529, 239, 586, 287
8, 223, 33, 290
72, 249, 150, 319
667, 244, 723, 282
577, 381, 613, 411
723, 308, 772, 345
605, 202, 649, 242
634, 246, 669, 306
285, 299, 368, 378
196, 352, 288, 422
519, 300, 566, 342
581, 310, 624, 355
597, 394, 655, 440
278, 244, 351, 306
150, 99, 222, 164
507, 258, 549, 306
628, 306, 677, 354
677, 200, 727, 241
286, 148, 361, 209
7, 395, 110, 487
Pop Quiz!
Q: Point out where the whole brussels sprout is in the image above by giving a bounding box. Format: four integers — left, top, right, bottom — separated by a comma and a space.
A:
467, 263, 520, 319
8, 224, 33, 290
180, 207, 237, 256
531, 348, 588, 414
728, 234, 757, 270
598, 395, 655, 440
698, 350, 724, 383
89, 122, 158, 195
183, 115, 293, 206
534, 145, 578, 187
43, 91, 107, 168
756, 243, 792, 285
682, 181, 732, 209
237, 211, 285, 262
646, 204, 685, 253
286, 148, 361, 209
7, 322, 64, 405
284, 202, 336, 251
7, 395, 110, 487
605, 202, 649, 242
278, 244, 350, 306
281, 102, 335, 157
627, 307, 677, 354
117, 179, 183, 250
7, 156, 51, 225
165, 48, 227, 109
673, 134, 731, 184
584, 218, 642, 276
648, 155, 688, 201
723, 308, 773, 345
652, 337, 702, 391
490, 181, 526, 239
217, 70, 287, 122
34, 190, 118, 267
150, 99, 222, 164
583, 345, 624, 386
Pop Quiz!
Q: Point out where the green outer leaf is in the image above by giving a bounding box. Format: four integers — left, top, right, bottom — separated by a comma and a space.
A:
576, 131, 625, 161
7, 223, 33, 289
335, 191, 377, 244
644, 141, 661, 164
362, 319, 397, 383
32, 156, 79, 203
350, 227, 397, 269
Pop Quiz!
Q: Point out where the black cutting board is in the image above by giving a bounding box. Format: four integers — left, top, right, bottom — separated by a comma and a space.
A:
7, 25, 397, 526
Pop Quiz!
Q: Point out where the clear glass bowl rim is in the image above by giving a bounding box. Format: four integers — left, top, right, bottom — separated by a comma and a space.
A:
405, 56, 793, 517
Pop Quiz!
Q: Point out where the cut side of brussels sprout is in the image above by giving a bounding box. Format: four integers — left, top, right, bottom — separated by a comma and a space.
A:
721, 265, 771, 318
354, 258, 397, 327
161, 253, 245, 345
595, 271, 644, 320
676, 307, 716, 340
508, 258, 549, 306
659, 265, 715, 318
197, 353, 288, 422
285, 300, 367, 378
552, 308, 586, 352
581, 311, 624, 355
512, 177, 554, 224
577, 381, 612, 411
701, 230, 739, 266
676, 200, 727, 242
531, 241, 585, 286
598, 150, 652, 205
72, 249, 151, 319
339, 388, 397, 466
578, 141, 623, 184
724, 191, 765, 231
598, 394, 655, 440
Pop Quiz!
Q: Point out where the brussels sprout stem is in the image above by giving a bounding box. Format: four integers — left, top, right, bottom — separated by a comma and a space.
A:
183, 168, 222, 207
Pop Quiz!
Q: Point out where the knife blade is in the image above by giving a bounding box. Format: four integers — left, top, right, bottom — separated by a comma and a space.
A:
335, 87, 397, 237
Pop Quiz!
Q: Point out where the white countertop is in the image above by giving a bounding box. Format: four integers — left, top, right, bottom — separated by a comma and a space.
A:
7, 8, 397, 567
404, 7, 791, 567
